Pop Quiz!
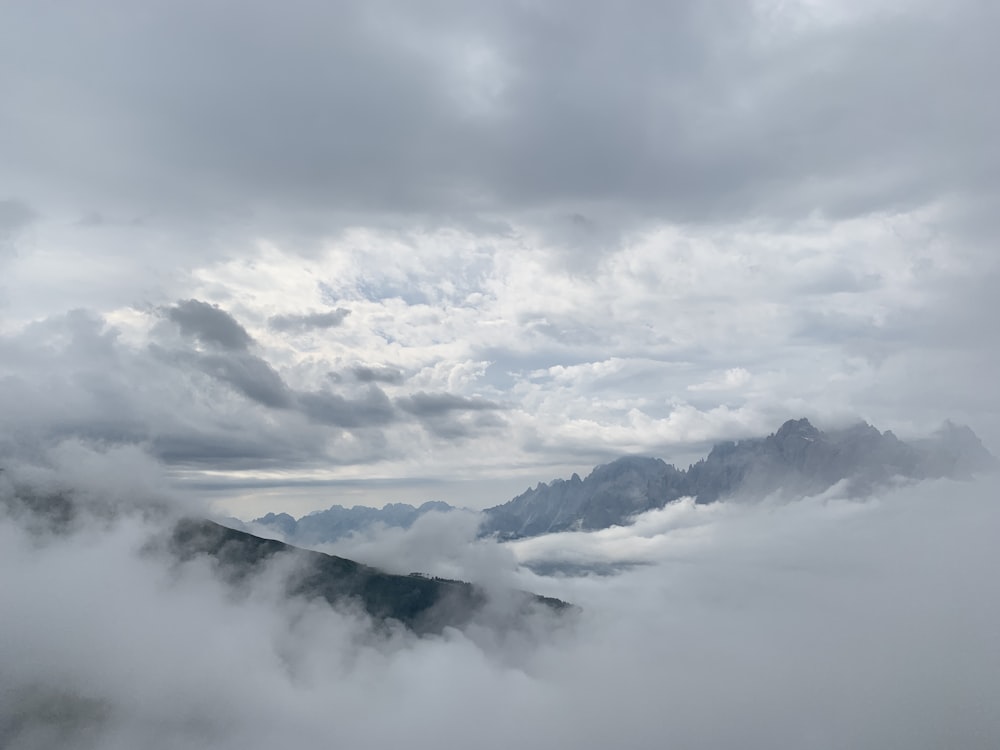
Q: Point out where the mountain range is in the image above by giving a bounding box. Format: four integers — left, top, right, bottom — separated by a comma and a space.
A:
2, 416, 993, 632
480, 418, 996, 539
253, 500, 455, 545
254, 418, 996, 543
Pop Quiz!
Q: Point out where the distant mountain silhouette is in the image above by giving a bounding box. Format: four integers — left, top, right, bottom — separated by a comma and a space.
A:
252, 500, 454, 546
480, 418, 997, 540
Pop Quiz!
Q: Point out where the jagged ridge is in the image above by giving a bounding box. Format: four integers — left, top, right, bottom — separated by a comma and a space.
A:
480, 418, 996, 540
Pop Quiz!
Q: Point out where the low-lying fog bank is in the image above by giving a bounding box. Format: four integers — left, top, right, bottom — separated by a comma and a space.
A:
2, 445, 997, 749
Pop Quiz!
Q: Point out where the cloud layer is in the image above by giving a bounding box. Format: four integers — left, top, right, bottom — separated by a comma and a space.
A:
1, 5, 996, 744
0, 0, 997, 512
1, 447, 997, 749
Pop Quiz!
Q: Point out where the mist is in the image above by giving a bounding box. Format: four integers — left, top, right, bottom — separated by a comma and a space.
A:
2, 446, 997, 749
3, 0, 999, 746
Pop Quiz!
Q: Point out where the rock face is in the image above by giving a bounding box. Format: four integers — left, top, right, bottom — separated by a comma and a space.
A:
480, 418, 997, 540
482, 457, 687, 540
253, 500, 455, 546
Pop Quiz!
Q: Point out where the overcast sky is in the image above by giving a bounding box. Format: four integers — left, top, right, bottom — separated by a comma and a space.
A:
1, 0, 997, 516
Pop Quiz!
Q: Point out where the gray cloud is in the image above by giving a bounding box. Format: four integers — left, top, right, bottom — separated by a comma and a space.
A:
352, 365, 405, 384
395, 392, 508, 442
0, 198, 34, 229
1, 451, 997, 749
297, 386, 396, 428
0, 0, 998, 506
0, 310, 399, 473
0, 303, 521, 485
166, 300, 253, 351
0, 198, 35, 256
397, 392, 502, 417
268, 308, 351, 333
149, 430, 314, 469
188, 352, 294, 410
3, 1, 996, 235
2, 15, 999, 747
425, 411, 509, 441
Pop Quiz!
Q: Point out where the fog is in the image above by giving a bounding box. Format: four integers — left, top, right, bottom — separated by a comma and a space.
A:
2, 446, 997, 749
3, 0, 998, 745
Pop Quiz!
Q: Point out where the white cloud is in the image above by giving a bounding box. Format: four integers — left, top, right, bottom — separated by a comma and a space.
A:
2, 2, 999, 743
2, 452, 997, 749
0, 202, 996, 512
687, 367, 752, 392
0, 0, 997, 511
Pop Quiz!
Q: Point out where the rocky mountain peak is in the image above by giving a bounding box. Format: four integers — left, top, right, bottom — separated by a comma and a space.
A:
772, 418, 822, 443
480, 417, 996, 540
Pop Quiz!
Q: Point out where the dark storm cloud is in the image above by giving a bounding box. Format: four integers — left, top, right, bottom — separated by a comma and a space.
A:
352, 365, 405, 384
397, 392, 502, 417
268, 308, 351, 333
425, 411, 509, 441
297, 386, 396, 428
396, 392, 507, 441
166, 299, 253, 351
160, 300, 294, 409
189, 352, 294, 409
150, 430, 312, 468
2, 1, 996, 232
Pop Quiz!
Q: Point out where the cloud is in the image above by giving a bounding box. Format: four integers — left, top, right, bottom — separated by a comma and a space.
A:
166, 299, 253, 351
0, 303, 526, 492
0, 0, 998, 509
2, 3, 999, 742
2, 214, 997, 510
0, 199, 35, 256
0, 310, 351, 471
395, 391, 508, 441
297, 387, 396, 428
0, 199, 34, 231
687, 367, 752, 393
186, 351, 294, 409
4, 1, 996, 232
315, 509, 521, 593
397, 392, 503, 417
1, 448, 997, 749
352, 365, 405, 384
268, 308, 351, 333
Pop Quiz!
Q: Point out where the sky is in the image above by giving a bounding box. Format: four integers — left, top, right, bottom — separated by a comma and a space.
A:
1, 0, 998, 517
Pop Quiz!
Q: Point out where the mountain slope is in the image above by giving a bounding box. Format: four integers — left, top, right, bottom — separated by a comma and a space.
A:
0, 483, 569, 635
480, 418, 996, 540
170, 518, 568, 633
